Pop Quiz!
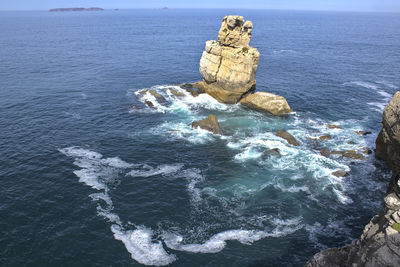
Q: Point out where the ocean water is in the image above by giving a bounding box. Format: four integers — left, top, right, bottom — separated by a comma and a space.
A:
0, 9, 399, 266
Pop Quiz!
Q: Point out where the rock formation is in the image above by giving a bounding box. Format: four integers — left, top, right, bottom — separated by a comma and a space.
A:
307, 91, 400, 266
240, 92, 292, 115
191, 115, 223, 135
198, 15, 259, 104
275, 130, 300, 146
194, 15, 292, 115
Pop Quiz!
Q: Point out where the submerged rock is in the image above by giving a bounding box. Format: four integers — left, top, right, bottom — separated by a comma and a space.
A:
342, 150, 365, 160
327, 124, 341, 129
276, 130, 300, 146
308, 91, 400, 267
266, 148, 281, 157
318, 134, 332, 141
332, 170, 349, 177
144, 101, 155, 108
191, 115, 223, 135
355, 130, 372, 136
240, 92, 292, 115
319, 148, 365, 160
165, 88, 185, 97
180, 82, 205, 97
138, 89, 167, 103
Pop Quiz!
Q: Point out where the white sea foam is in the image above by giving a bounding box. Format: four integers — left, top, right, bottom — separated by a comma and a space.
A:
134, 85, 238, 114
112, 225, 176, 266
162, 217, 302, 253
127, 164, 184, 177
60, 147, 178, 266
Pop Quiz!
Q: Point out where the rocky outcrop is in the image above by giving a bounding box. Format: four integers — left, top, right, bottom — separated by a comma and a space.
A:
198, 15, 260, 104
240, 92, 292, 115
191, 115, 223, 135
307, 91, 400, 267
376, 91, 400, 174
276, 130, 300, 146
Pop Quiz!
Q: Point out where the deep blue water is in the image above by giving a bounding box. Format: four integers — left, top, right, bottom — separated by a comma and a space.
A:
0, 9, 399, 266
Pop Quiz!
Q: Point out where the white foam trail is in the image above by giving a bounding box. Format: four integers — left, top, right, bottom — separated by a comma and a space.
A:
60, 147, 178, 266
112, 225, 176, 266
162, 218, 302, 254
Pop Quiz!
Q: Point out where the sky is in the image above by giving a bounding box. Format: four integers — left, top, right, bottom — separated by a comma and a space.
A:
0, 0, 400, 12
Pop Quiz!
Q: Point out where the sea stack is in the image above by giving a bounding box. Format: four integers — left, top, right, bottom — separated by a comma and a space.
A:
196, 15, 292, 115
198, 15, 259, 104
307, 91, 400, 266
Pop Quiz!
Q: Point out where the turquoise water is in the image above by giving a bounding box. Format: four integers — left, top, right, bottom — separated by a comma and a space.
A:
0, 9, 399, 266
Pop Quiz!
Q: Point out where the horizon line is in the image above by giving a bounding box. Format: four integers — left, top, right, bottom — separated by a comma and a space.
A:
0, 7, 399, 14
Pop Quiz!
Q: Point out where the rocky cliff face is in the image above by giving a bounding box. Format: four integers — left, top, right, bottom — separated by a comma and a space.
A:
198, 15, 260, 104
307, 91, 400, 267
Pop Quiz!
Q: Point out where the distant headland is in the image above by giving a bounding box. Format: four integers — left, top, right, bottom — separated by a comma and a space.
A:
49, 7, 104, 12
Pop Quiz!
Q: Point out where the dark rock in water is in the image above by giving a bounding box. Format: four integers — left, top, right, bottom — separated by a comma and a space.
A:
180, 83, 194, 89
319, 134, 332, 141
266, 148, 281, 157
130, 105, 143, 110
166, 88, 185, 97
348, 141, 357, 144
139, 89, 167, 103
180, 82, 205, 97
320, 148, 331, 157
355, 130, 372, 136
144, 101, 154, 108
362, 147, 372, 155
276, 130, 299, 146
191, 115, 222, 135
320, 148, 365, 160
342, 150, 365, 160
327, 124, 341, 129
332, 170, 349, 177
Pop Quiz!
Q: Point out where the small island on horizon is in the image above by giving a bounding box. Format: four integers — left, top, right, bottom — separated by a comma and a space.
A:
49, 7, 104, 12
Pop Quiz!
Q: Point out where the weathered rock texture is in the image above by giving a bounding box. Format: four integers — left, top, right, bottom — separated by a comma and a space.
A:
240, 92, 292, 115
191, 115, 223, 135
198, 15, 260, 104
307, 91, 400, 267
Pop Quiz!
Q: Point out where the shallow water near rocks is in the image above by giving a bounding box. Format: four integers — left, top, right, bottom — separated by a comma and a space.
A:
0, 9, 399, 266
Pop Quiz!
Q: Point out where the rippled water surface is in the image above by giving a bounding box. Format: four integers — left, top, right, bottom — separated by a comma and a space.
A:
0, 9, 399, 266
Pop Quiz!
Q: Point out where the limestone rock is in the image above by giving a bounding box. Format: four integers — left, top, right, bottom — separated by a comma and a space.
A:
198, 16, 260, 104
217, 15, 252, 48
276, 130, 300, 146
191, 115, 222, 135
376, 91, 400, 174
240, 92, 292, 115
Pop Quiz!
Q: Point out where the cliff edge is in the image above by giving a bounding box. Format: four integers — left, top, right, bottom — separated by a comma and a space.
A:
307, 91, 400, 266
